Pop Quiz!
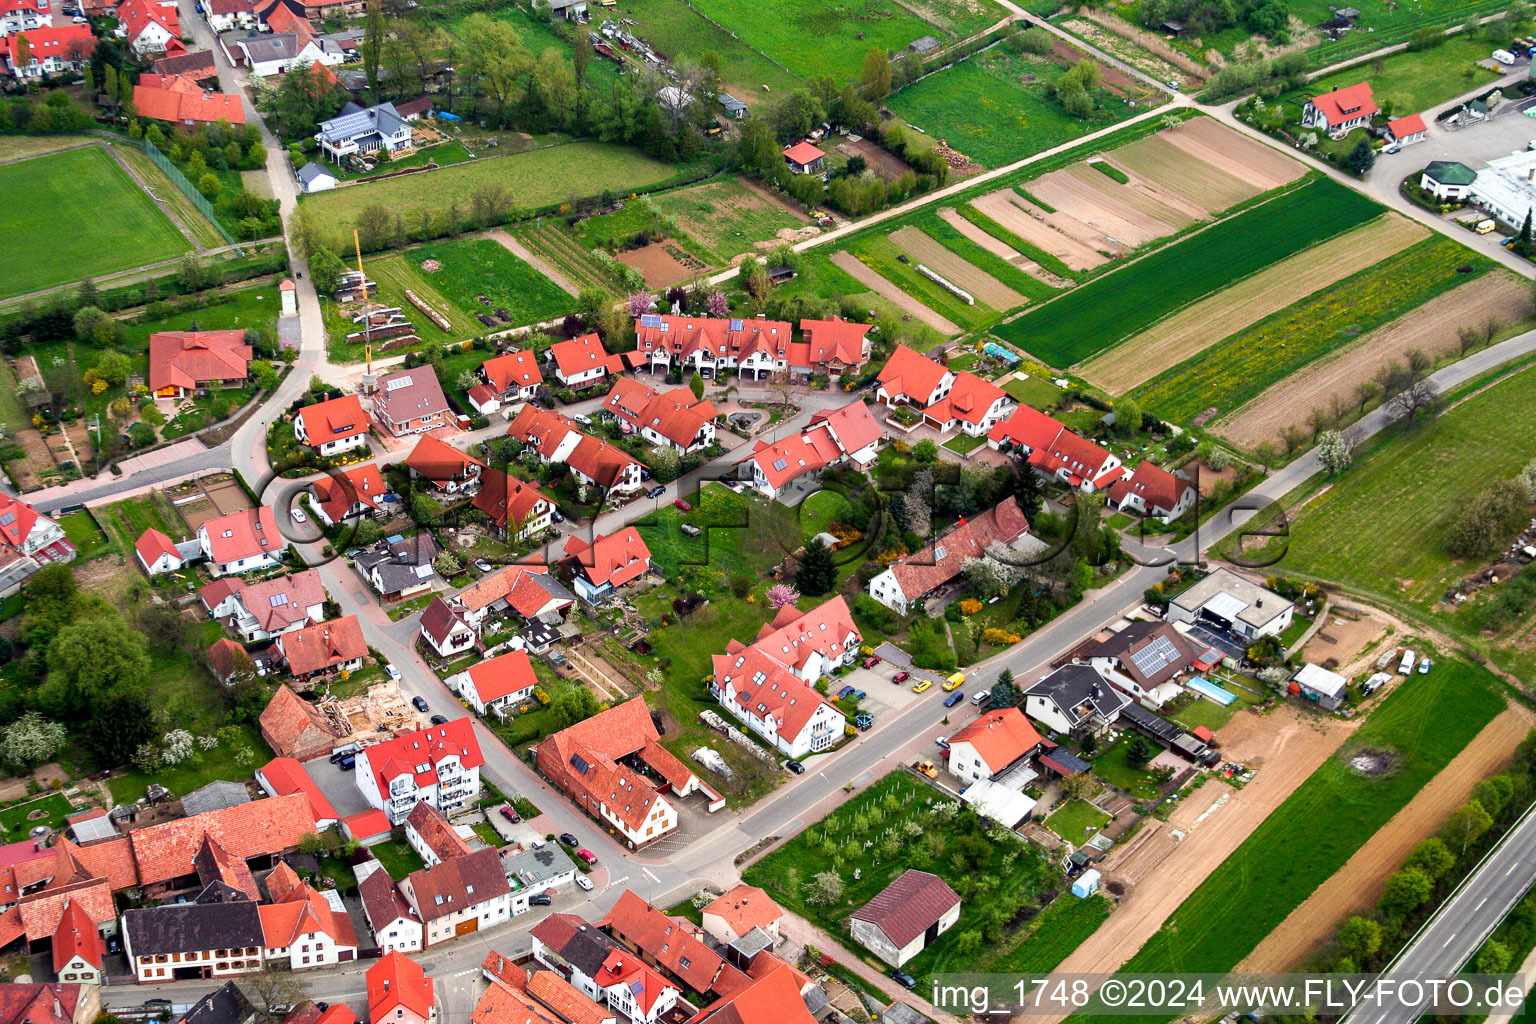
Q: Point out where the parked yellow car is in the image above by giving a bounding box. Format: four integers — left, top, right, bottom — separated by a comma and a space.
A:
913, 679, 933, 694
941, 677, 963, 691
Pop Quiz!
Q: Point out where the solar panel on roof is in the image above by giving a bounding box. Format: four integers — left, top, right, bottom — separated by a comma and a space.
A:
269, 594, 290, 607
639, 314, 661, 328
570, 754, 590, 774
1128, 634, 1182, 678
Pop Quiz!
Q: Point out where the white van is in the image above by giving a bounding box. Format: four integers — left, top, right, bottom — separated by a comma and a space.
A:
1494, 49, 1517, 65
1399, 649, 1417, 675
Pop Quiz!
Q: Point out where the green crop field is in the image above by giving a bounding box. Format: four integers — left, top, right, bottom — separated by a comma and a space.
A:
1294, 0, 1509, 64
992, 178, 1382, 367
648, 176, 806, 265
1237, 367, 1536, 616
0, 146, 191, 299
1135, 237, 1490, 424
614, 0, 800, 95
304, 141, 694, 229
1304, 34, 1503, 115
887, 46, 1138, 168
1074, 659, 1506, 1024
684, 0, 947, 80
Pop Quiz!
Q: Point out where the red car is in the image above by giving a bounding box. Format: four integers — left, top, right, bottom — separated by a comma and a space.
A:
892, 671, 911, 684
674, 498, 692, 511
576, 848, 599, 866
862, 656, 881, 669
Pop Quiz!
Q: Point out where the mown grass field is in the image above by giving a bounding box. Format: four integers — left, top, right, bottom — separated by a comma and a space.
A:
648, 176, 806, 265
1236, 366, 1536, 616
1076, 659, 1506, 1024
303, 142, 695, 229
887, 45, 1137, 168
1134, 237, 1490, 423
1294, 0, 1509, 64
685, 0, 947, 80
1304, 34, 1502, 115
0, 146, 191, 298
115, 144, 225, 250
992, 178, 1382, 367
615, 0, 800, 95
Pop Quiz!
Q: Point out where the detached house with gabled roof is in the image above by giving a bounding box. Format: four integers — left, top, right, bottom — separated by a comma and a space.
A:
600, 889, 748, 1000
116, 0, 178, 56
406, 434, 484, 496
355, 718, 484, 825
316, 100, 412, 164
867, 498, 1032, 615
0, 497, 79, 593
921, 370, 1014, 436
477, 350, 543, 404
1023, 664, 1130, 738
149, 330, 252, 400
505, 406, 646, 497
547, 333, 616, 389
601, 377, 716, 454
1107, 460, 1196, 523
447, 648, 538, 718
276, 615, 366, 681
199, 567, 326, 642
945, 707, 1047, 788
359, 867, 422, 955
197, 506, 282, 576
849, 870, 961, 968
739, 398, 882, 502
400, 847, 511, 946
293, 393, 370, 456
876, 345, 953, 409
373, 367, 450, 437
1302, 81, 1377, 138
308, 463, 389, 527
561, 527, 651, 603
419, 596, 478, 658
51, 900, 103, 985
367, 951, 434, 1024
470, 469, 554, 542
798, 317, 872, 378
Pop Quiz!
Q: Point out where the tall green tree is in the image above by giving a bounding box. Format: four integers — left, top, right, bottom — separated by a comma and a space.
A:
796, 538, 837, 596
362, 1, 386, 99
859, 45, 892, 99
43, 613, 150, 713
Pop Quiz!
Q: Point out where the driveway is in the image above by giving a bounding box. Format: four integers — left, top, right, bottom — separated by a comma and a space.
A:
304, 757, 374, 819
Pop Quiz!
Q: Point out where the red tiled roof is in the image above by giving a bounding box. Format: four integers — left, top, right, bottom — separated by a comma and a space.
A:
134, 527, 179, 568
987, 404, 1064, 451
633, 315, 794, 366
751, 594, 859, 673
405, 801, 472, 862
1106, 460, 1189, 514
369, 952, 434, 1023
3, 23, 94, 70
260, 684, 345, 759
236, 568, 326, 633
601, 890, 748, 996
376, 367, 450, 425
506, 404, 579, 458
0, 984, 82, 1024
536, 698, 693, 834
295, 394, 368, 446
361, 719, 484, 798
1308, 81, 1377, 125
924, 370, 1009, 426
18, 879, 113, 943
526, 971, 609, 1024
702, 884, 782, 936
548, 333, 610, 380
877, 345, 950, 405
782, 141, 824, 165
260, 877, 357, 950
118, 0, 177, 42
601, 378, 712, 448
258, 757, 338, 822
1027, 428, 1117, 485
456, 563, 547, 613
462, 649, 538, 705
505, 568, 571, 619
807, 398, 881, 456
1388, 112, 1426, 137
51, 899, 102, 973
798, 318, 870, 367
316, 1007, 356, 1024
470, 978, 563, 1024
710, 645, 837, 747
404, 847, 509, 922
359, 868, 416, 939
850, 869, 961, 948
472, 470, 551, 534
312, 463, 388, 523
406, 434, 485, 483
566, 435, 642, 491
594, 950, 674, 1014
344, 809, 392, 842
0, 495, 42, 553
149, 330, 250, 391
57, 836, 137, 893
744, 423, 842, 490
691, 955, 816, 1024
280, 615, 366, 677
562, 527, 651, 589
884, 499, 1029, 599
481, 351, 544, 395
200, 505, 281, 565
948, 707, 1044, 773
129, 794, 317, 886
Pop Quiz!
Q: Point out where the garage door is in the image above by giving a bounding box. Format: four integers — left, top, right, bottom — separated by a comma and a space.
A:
456, 917, 479, 937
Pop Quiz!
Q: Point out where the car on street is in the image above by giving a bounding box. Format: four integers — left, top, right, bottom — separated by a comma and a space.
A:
384, 664, 401, 681
891, 971, 917, 989
529, 895, 552, 907
430, 715, 448, 725
941, 677, 963, 691
559, 832, 579, 847
913, 679, 932, 694
290, 507, 307, 524
936, 736, 949, 749
947, 671, 967, 687
892, 671, 910, 684
576, 848, 598, 866
474, 559, 493, 572
674, 498, 691, 511
785, 760, 806, 775
943, 692, 964, 708
575, 875, 594, 891
646, 485, 666, 499
412, 696, 429, 713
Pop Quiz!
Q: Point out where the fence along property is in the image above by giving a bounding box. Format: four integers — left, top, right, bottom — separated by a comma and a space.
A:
96, 132, 244, 251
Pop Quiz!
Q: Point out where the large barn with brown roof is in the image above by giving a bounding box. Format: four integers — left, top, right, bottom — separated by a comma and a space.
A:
260, 684, 346, 760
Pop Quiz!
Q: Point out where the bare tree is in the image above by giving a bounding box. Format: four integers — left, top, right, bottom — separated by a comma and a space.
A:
1406, 348, 1431, 373
1306, 406, 1332, 440
1458, 326, 1480, 355
1483, 316, 1503, 344
767, 369, 793, 411
241, 969, 307, 1024
1386, 377, 1441, 422
1354, 379, 1380, 411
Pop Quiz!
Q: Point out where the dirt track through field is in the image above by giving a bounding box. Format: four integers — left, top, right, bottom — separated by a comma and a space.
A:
487, 230, 579, 296
1108, 136, 1263, 214
1079, 215, 1429, 392
972, 190, 1109, 272
1214, 272, 1531, 449
937, 208, 1070, 288
1029, 163, 1191, 248
829, 250, 961, 335
1239, 701, 1536, 973
1160, 117, 1306, 192
1049, 705, 1354, 999
890, 226, 1026, 310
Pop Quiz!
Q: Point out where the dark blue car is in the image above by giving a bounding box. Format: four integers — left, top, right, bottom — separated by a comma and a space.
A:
944, 692, 964, 708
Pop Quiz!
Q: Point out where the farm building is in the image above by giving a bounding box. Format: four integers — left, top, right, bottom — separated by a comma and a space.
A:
908, 35, 939, 54
783, 140, 826, 175
1421, 160, 1476, 201
849, 870, 961, 967
718, 93, 747, 119
1385, 113, 1426, 146
1290, 663, 1349, 710
1165, 567, 1293, 640
1301, 82, 1377, 138
544, 0, 588, 20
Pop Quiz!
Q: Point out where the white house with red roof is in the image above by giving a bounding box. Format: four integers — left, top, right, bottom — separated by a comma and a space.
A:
595, 950, 678, 1024
601, 377, 716, 454
149, 330, 251, 399
200, 567, 325, 641
355, 718, 484, 825
477, 350, 543, 403
946, 707, 1047, 788
738, 399, 882, 502
867, 499, 1031, 615
373, 367, 450, 437
470, 469, 554, 542
783, 140, 825, 175
202, 0, 257, 32
52, 899, 103, 985
418, 596, 478, 659
709, 597, 856, 758
133, 527, 187, 576
797, 318, 871, 378
446, 648, 538, 717
0, 0, 50, 38
562, 527, 651, 603
989, 406, 1123, 493
1107, 461, 1196, 523
368, 951, 435, 1024
921, 370, 1014, 436
116, 0, 179, 55
1, 23, 94, 78
293, 393, 370, 456
307, 463, 389, 527
634, 314, 793, 380
876, 345, 954, 409
1386, 112, 1427, 146
505, 405, 645, 497
452, 563, 571, 630
701, 884, 782, 944
1302, 81, 1377, 138
197, 506, 282, 576
256, 757, 339, 828
547, 333, 614, 389
406, 434, 484, 496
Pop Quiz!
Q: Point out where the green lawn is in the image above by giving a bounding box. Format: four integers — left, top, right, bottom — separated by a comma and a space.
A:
682, 0, 951, 81
1293, 0, 1510, 65
1044, 799, 1111, 844
1003, 374, 1064, 409
887, 46, 1140, 168
0, 794, 82, 843
107, 723, 268, 806
1138, 238, 1493, 425
1304, 35, 1502, 115
1237, 365, 1536, 620
993, 178, 1384, 367
371, 837, 426, 880
1090, 739, 1163, 801
943, 432, 987, 454
743, 772, 1070, 985
1079, 659, 1507, 1024
304, 141, 702, 231
0, 146, 191, 299
648, 176, 807, 266
58, 510, 112, 561
612, 0, 800, 96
